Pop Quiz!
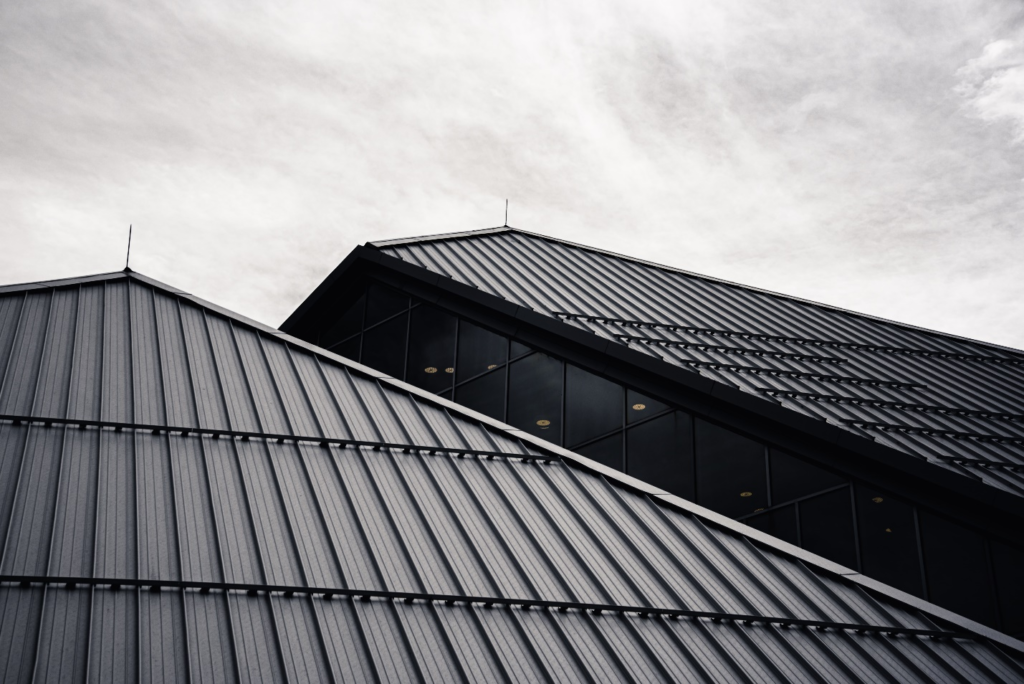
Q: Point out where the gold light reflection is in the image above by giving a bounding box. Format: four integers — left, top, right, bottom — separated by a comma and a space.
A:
445, 367, 454, 374
739, 491, 753, 498
424, 367, 438, 374
487, 364, 498, 370
872, 497, 883, 503
536, 419, 551, 429
632, 403, 646, 411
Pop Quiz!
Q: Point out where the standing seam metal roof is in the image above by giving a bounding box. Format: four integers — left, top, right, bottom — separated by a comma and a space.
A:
0, 270, 1021, 682
373, 228, 1024, 497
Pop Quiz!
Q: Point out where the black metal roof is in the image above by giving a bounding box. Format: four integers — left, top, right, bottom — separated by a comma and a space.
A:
366, 227, 1024, 500
1, 269, 1022, 681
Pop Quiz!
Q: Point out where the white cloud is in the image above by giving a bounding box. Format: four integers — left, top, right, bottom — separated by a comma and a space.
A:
957, 38, 1024, 142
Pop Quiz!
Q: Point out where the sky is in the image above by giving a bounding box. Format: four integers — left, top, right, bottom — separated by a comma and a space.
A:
2, 0, 1023, 349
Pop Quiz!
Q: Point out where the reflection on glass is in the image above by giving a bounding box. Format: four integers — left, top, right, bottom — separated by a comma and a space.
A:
455, 369, 506, 421
626, 389, 669, 424
991, 541, 1024, 635
800, 488, 857, 570
565, 365, 623, 447
854, 485, 922, 597
578, 433, 623, 471
510, 340, 532, 359
745, 505, 799, 546
456, 321, 508, 382
365, 283, 409, 327
695, 419, 767, 518
337, 335, 361, 363
406, 305, 457, 394
361, 313, 408, 381
919, 512, 997, 627
627, 411, 693, 499
323, 293, 365, 349
508, 353, 563, 442
770, 449, 845, 505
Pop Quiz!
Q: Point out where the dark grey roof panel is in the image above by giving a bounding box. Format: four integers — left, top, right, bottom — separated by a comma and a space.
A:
3, 587, 1023, 683
0, 272, 1022, 680
376, 229, 1024, 495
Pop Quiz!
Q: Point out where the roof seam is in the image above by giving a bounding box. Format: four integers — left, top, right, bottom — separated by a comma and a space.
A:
0, 414, 556, 461
0, 574, 974, 639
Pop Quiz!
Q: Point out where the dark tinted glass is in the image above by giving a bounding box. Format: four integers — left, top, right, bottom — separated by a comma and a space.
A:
456, 321, 507, 382
694, 419, 767, 518
627, 411, 694, 499
854, 485, 922, 596
770, 449, 846, 504
322, 293, 364, 348
745, 505, 799, 547
991, 541, 1024, 635
799, 487, 857, 569
565, 365, 623, 447
510, 340, 532, 359
507, 353, 563, 442
365, 283, 408, 327
577, 433, 623, 471
406, 305, 457, 393
919, 512, 997, 627
455, 369, 506, 422
361, 313, 408, 380
626, 389, 669, 424
337, 335, 361, 362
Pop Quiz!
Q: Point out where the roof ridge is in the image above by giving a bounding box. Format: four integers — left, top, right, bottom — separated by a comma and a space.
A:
375, 226, 1024, 356
0, 270, 128, 294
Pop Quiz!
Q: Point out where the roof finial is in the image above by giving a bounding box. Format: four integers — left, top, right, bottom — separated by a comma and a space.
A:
124, 224, 133, 272
504, 199, 508, 227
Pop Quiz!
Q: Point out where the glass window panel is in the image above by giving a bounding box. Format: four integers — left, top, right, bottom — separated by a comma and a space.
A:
627, 411, 694, 500
406, 305, 457, 394
565, 365, 623, 447
745, 505, 799, 547
456, 321, 508, 382
854, 485, 923, 597
991, 541, 1024, 636
365, 283, 408, 327
577, 432, 623, 471
336, 335, 361, 362
695, 419, 767, 518
360, 313, 408, 381
919, 512, 997, 627
799, 487, 857, 569
510, 340, 532, 359
770, 449, 846, 504
507, 353, 563, 443
322, 293, 364, 349
454, 369, 506, 422
626, 389, 669, 424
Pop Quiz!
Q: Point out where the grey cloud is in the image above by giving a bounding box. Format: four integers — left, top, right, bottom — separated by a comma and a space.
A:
1, 0, 1023, 347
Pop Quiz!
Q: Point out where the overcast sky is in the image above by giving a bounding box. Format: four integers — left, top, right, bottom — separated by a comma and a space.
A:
2, 0, 1023, 348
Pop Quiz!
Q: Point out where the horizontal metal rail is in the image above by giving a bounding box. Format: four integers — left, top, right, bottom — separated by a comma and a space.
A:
935, 455, 1024, 472
656, 359, 924, 390
0, 414, 560, 463
556, 312, 1024, 367
756, 389, 1024, 423
0, 573, 970, 641
618, 335, 847, 365
842, 419, 1024, 446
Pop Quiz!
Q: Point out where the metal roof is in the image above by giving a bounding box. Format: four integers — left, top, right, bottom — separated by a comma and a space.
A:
0, 270, 1022, 682
373, 227, 1024, 498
